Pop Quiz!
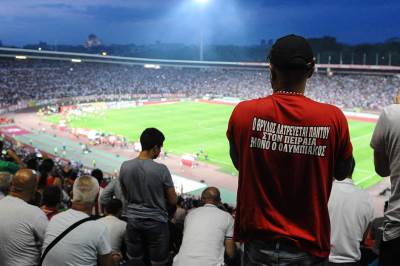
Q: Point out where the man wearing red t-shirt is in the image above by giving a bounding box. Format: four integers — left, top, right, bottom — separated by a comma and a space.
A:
227, 34, 354, 265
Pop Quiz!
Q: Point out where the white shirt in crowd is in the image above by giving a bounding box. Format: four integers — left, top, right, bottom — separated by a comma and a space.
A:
328, 178, 374, 263
98, 215, 127, 252
371, 104, 400, 241
42, 209, 111, 266
173, 204, 234, 266
0, 195, 48, 266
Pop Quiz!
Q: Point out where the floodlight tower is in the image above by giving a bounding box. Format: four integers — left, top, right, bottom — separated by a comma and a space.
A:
195, 0, 209, 61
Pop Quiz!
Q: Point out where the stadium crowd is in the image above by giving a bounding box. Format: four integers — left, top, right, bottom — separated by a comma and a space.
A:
1, 35, 400, 266
0, 133, 240, 266
0, 122, 394, 266
0, 58, 399, 111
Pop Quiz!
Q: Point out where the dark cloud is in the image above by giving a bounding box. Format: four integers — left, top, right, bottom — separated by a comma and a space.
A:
0, 0, 399, 46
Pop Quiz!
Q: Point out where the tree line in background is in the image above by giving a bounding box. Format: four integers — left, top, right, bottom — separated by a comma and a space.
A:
1, 35, 400, 65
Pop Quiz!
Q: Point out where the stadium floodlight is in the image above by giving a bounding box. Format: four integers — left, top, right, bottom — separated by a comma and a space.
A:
71, 59, 82, 63
15, 55, 27, 60
144, 64, 161, 69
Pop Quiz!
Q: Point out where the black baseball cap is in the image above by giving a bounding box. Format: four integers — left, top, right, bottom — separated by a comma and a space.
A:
269, 34, 314, 70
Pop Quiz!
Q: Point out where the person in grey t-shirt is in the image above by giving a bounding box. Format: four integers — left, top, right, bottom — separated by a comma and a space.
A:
370, 96, 400, 266
120, 128, 177, 266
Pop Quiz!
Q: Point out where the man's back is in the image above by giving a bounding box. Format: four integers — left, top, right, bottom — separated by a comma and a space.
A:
42, 209, 111, 266
328, 179, 374, 263
371, 104, 400, 241
0, 195, 48, 266
120, 158, 174, 222
371, 103, 400, 265
227, 94, 353, 258
174, 204, 234, 266
98, 215, 126, 252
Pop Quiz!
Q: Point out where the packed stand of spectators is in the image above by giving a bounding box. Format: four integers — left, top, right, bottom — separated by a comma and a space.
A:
0, 131, 238, 265
2, 35, 400, 266
0, 122, 397, 266
0, 58, 399, 111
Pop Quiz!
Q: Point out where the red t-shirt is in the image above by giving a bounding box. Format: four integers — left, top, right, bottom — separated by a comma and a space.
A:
227, 94, 352, 258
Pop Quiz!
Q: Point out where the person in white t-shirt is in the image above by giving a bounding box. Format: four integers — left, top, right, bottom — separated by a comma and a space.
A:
0, 169, 49, 266
173, 187, 235, 266
328, 158, 374, 265
41, 175, 112, 266
370, 96, 400, 266
98, 198, 127, 264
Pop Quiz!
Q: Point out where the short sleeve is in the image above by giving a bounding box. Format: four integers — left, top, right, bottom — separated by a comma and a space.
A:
118, 163, 126, 189
367, 196, 375, 222
226, 104, 239, 142
225, 214, 234, 239
371, 110, 387, 152
96, 224, 112, 255
100, 180, 115, 205
162, 165, 174, 188
336, 109, 353, 161
33, 210, 49, 243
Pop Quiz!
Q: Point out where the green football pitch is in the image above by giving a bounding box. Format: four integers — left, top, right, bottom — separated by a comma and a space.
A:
47, 101, 380, 189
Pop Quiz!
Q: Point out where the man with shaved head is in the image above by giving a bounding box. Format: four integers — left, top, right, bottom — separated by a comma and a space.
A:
0, 171, 12, 200
41, 175, 112, 266
173, 187, 235, 266
0, 169, 49, 266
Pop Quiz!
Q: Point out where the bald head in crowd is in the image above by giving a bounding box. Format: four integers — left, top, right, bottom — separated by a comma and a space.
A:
9, 169, 38, 202
0, 172, 13, 198
201, 187, 221, 205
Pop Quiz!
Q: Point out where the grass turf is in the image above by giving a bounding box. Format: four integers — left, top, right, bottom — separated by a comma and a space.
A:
47, 101, 380, 189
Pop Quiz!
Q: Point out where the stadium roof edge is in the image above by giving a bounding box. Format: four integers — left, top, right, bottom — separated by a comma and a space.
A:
1, 47, 400, 74
0, 47, 268, 69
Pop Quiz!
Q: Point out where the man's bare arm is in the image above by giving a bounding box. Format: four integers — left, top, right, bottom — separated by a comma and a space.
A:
334, 155, 354, 181
7, 149, 26, 168
165, 186, 178, 206
374, 150, 390, 177
224, 239, 235, 258
98, 253, 113, 266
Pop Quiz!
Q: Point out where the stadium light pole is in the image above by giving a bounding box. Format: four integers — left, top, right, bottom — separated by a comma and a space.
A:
195, 0, 209, 61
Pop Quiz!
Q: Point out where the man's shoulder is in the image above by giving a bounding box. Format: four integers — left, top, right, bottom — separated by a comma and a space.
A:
334, 180, 374, 205
143, 159, 169, 173
382, 104, 400, 119
98, 215, 126, 228
122, 158, 167, 170
305, 97, 344, 114
191, 205, 232, 219
1, 196, 44, 216
121, 158, 138, 167
234, 97, 271, 109
52, 211, 107, 236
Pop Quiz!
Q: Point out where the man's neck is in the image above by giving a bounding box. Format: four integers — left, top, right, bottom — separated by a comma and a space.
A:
9, 192, 30, 203
138, 151, 153, 160
203, 201, 218, 206
272, 81, 306, 94
71, 202, 93, 216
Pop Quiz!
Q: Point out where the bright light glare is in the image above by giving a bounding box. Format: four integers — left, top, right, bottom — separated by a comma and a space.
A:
195, 0, 209, 4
